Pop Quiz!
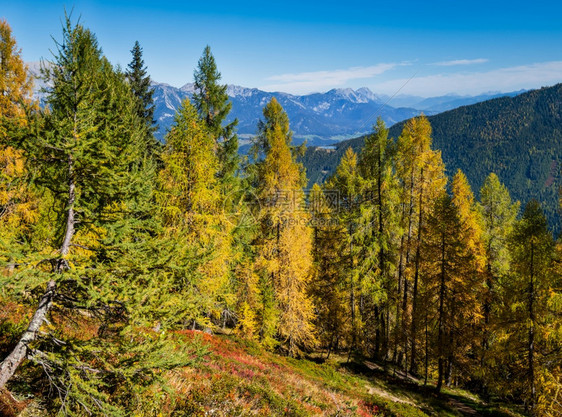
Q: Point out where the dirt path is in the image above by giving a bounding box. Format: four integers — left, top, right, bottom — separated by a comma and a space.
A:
360, 359, 484, 417
446, 396, 483, 417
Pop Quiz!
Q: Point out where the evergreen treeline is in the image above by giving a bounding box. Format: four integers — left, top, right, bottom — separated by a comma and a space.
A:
0, 17, 561, 416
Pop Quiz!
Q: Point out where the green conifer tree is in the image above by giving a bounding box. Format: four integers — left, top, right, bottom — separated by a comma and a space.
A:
0, 18, 173, 414
193, 45, 239, 182
506, 201, 555, 415
358, 118, 400, 360
158, 98, 234, 330
477, 173, 519, 388
126, 40, 158, 151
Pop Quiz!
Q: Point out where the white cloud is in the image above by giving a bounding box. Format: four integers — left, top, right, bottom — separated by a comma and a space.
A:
260, 63, 399, 94
433, 58, 489, 66
372, 61, 562, 97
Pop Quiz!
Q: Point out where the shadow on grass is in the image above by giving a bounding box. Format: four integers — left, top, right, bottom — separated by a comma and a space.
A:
446, 392, 524, 417
339, 355, 527, 417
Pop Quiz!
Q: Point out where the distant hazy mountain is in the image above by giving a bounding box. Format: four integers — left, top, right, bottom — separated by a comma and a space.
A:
382, 90, 526, 112
152, 83, 426, 146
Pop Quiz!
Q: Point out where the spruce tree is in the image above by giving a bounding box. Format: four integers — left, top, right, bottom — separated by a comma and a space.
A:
0, 18, 166, 412
126, 40, 158, 150
358, 118, 400, 360
477, 172, 519, 388
309, 183, 349, 356
193, 45, 239, 182
449, 170, 487, 382
326, 147, 363, 353
395, 115, 446, 375
424, 193, 460, 392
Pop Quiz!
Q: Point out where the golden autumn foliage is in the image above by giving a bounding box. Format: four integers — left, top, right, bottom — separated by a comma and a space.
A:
0, 19, 33, 132
159, 98, 234, 326
0, 20, 38, 253
253, 98, 316, 356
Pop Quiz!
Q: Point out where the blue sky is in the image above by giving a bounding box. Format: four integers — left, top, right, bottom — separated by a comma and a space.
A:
2, 0, 562, 96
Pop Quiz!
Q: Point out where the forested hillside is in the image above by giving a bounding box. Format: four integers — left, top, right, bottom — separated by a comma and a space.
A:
1, 16, 561, 417
302, 85, 562, 231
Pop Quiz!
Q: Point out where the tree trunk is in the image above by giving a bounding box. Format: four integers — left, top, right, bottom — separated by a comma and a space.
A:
402, 276, 408, 377
0, 280, 56, 389
401, 169, 416, 377
411, 173, 424, 375
424, 311, 429, 385
436, 232, 446, 393
446, 347, 453, 387
349, 224, 356, 356
393, 233, 404, 366
528, 244, 536, 414
374, 305, 380, 359
60, 156, 75, 258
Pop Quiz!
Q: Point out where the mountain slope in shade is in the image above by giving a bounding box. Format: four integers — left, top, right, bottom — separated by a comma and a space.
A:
300, 84, 560, 231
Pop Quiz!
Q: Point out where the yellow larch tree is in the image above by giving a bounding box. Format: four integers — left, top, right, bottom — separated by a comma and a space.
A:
253, 98, 316, 356
0, 19, 38, 266
395, 115, 446, 375
159, 98, 234, 329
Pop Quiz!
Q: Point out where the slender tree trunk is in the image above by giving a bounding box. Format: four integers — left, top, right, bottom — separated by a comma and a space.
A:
446, 295, 456, 388
383, 300, 390, 362
446, 340, 453, 387
411, 176, 424, 375
0, 152, 77, 388
437, 357, 444, 393
380, 310, 386, 361
528, 244, 536, 414
0, 280, 56, 389
374, 305, 380, 359
393, 233, 405, 365
424, 310, 429, 385
58, 155, 76, 273
349, 223, 356, 358
436, 232, 446, 393
482, 205, 496, 371
401, 168, 416, 377
402, 276, 408, 376
377, 149, 386, 362
482, 259, 492, 360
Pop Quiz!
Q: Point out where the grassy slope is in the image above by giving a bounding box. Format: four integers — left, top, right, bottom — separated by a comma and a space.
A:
2, 305, 526, 417
154, 331, 526, 417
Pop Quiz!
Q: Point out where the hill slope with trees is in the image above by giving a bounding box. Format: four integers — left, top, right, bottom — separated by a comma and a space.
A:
301, 84, 562, 230
1, 15, 561, 417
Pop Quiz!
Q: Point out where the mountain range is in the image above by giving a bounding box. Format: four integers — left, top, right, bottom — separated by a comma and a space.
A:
151, 83, 523, 146
27, 61, 525, 148
152, 83, 425, 146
